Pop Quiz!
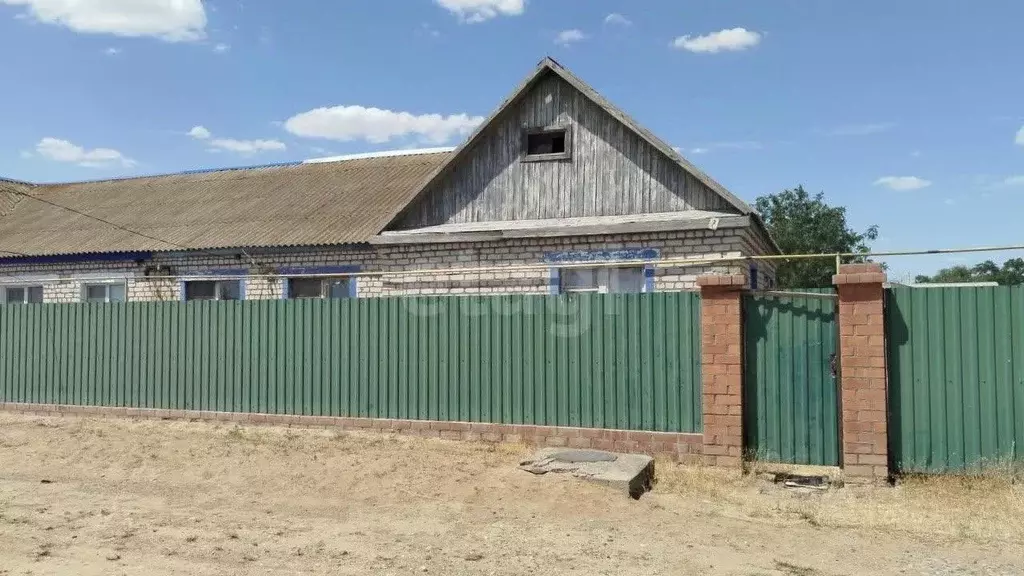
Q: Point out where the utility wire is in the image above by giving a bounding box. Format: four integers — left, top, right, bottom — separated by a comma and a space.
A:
5, 189, 266, 269
14, 192, 199, 252
4, 188, 1024, 283
0, 243, 1022, 285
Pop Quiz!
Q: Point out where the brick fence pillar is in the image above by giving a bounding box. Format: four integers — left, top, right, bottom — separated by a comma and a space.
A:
697, 274, 747, 466
833, 263, 889, 480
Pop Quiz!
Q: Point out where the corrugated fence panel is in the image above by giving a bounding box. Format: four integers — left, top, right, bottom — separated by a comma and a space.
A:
743, 289, 840, 466
0, 293, 702, 433
886, 286, 1024, 473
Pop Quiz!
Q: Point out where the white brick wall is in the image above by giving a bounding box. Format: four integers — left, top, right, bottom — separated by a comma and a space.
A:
0, 227, 774, 303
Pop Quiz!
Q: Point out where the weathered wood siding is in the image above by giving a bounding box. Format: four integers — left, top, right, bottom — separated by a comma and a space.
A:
395, 72, 735, 229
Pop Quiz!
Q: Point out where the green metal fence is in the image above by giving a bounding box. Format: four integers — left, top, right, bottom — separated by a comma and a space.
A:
886, 286, 1024, 473
0, 293, 702, 433
743, 290, 840, 466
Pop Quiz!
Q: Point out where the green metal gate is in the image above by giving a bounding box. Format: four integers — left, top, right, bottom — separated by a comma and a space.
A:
743, 290, 840, 466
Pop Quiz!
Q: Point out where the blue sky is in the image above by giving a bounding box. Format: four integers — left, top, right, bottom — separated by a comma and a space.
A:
1, 0, 1022, 278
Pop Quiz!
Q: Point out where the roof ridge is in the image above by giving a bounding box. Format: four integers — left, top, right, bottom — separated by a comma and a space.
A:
23, 149, 455, 187
31, 161, 305, 187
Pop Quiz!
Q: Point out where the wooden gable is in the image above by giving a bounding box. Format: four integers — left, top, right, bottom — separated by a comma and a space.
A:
390, 60, 750, 231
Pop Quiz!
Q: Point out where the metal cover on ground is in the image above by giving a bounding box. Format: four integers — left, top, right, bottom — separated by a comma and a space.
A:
519, 447, 654, 499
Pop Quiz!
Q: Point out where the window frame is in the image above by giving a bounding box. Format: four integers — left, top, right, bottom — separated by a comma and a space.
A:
558, 266, 650, 295
545, 249, 658, 296
180, 269, 248, 302
3, 284, 44, 305
521, 125, 572, 162
81, 280, 127, 303
279, 266, 359, 300
284, 277, 354, 300
183, 279, 244, 301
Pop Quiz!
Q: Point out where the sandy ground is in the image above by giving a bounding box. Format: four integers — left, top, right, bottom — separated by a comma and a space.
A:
1, 414, 1022, 576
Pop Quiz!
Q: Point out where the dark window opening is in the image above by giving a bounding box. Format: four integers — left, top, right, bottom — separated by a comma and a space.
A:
526, 130, 567, 156
287, 277, 352, 299
5, 285, 43, 304
185, 280, 241, 301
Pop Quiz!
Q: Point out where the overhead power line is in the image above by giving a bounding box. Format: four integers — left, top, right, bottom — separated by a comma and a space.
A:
3, 188, 1024, 284
4, 189, 263, 269
0, 243, 1020, 285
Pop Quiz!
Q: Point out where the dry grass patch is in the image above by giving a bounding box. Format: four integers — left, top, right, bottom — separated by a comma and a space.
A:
655, 458, 1024, 543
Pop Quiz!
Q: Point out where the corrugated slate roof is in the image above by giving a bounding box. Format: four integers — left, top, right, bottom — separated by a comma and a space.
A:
0, 152, 450, 257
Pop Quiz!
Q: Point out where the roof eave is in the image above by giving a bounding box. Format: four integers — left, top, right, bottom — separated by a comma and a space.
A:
372, 214, 752, 245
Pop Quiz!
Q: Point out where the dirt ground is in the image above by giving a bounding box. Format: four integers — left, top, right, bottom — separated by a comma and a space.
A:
1, 414, 1022, 576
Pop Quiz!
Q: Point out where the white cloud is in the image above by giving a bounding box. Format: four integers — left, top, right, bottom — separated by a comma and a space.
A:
604, 13, 631, 26
1, 0, 207, 42
187, 125, 211, 140
207, 138, 286, 154
283, 105, 485, 144
829, 122, 895, 136
434, 0, 524, 23
212, 42, 229, 53
35, 137, 135, 167
103, 46, 120, 55
554, 28, 586, 46
1016, 126, 1024, 145
689, 147, 709, 155
671, 27, 761, 54
186, 125, 284, 154
999, 175, 1024, 187
874, 176, 932, 191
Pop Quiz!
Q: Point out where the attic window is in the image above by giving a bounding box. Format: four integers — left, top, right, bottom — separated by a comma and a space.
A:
523, 127, 571, 161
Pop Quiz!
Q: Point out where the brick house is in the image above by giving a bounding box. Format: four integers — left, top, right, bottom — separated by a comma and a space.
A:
0, 58, 777, 304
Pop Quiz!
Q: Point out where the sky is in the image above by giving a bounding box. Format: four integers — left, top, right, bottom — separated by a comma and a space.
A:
0, 0, 1022, 279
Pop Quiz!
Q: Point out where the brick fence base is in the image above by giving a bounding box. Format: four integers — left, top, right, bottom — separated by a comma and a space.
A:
0, 402, 705, 462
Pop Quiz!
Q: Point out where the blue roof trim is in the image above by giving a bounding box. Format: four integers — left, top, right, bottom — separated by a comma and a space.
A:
185, 268, 249, 276
171, 161, 304, 176
0, 251, 153, 266
542, 248, 659, 263
277, 265, 361, 275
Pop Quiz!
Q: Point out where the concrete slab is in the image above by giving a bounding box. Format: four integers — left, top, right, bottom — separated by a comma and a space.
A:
519, 448, 654, 499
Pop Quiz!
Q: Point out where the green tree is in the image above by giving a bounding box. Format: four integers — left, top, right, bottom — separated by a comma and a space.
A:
755, 186, 878, 288
914, 258, 1024, 285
